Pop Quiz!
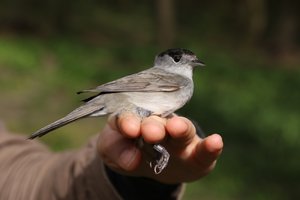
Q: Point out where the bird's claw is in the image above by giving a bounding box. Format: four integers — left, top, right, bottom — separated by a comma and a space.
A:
149, 144, 170, 174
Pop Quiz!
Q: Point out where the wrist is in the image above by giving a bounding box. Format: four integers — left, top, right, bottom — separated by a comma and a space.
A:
104, 165, 183, 199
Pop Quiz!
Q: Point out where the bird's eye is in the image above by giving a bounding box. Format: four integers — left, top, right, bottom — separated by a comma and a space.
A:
172, 54, 181, 62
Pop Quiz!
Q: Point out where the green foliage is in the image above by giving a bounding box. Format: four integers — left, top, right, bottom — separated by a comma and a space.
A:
1, 1, 300, 199
180, 50, 300, 199
0, 37, 299, 199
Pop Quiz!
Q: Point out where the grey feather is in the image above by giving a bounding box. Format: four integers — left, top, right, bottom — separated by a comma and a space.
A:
77, 68, 188, 94
30, 48, 202, 140
28, 103, 104, 139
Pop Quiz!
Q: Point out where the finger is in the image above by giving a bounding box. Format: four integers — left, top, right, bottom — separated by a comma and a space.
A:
194, 134, 223, 169
110, 113, 141, 138
166, 116, 196, 148
140, 116, 167, 143
98, 124, 142, 171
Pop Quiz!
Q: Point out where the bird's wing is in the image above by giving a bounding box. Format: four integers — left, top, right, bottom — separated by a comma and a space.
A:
78, 68, 189, 94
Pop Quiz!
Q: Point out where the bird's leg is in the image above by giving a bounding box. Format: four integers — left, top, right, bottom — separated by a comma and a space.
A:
146, 113, 176, 174
134, 109, 171, 174
151, 144, 170, 174
137, 138, 170, 174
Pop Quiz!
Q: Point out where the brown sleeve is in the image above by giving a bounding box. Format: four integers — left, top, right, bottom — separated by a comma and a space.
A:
0, 125, 184, 200
0, 128, 122, 200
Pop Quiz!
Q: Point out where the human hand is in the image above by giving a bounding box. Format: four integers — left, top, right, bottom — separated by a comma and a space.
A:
97, 113, 223, 184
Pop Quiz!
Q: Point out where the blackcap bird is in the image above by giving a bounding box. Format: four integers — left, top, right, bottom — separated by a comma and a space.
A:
29, 48, 204, 174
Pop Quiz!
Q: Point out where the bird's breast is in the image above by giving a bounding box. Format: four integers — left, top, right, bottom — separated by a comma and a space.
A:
126, 85, 193, 115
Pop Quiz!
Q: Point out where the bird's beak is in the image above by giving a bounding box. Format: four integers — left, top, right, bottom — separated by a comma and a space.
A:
192, 58, 205, 67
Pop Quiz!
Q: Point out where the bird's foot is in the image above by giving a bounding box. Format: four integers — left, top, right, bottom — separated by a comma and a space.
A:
149, 144, 170, 174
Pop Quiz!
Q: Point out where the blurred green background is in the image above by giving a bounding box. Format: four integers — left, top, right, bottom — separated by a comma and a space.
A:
0, 0, 299, 199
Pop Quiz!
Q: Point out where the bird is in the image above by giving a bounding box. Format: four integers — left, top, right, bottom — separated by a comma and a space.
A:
29, 48, 204, 173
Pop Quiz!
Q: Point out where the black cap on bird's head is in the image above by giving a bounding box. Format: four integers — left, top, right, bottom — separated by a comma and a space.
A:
155, 48, 205, 67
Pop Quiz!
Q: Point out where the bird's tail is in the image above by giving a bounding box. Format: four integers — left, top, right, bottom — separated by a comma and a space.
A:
28, 104, 104, 139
